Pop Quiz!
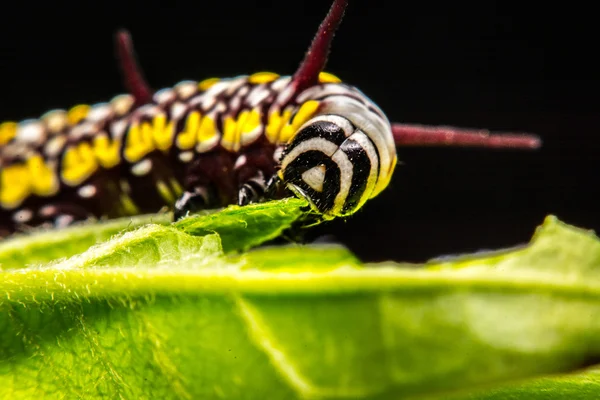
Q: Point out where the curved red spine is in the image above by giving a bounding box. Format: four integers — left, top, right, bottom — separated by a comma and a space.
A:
115, 29, 153, 106
291, 0, 348, 94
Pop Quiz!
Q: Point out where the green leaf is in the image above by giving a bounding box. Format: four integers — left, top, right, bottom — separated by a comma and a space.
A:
174, 197, 309, 252
441, 367, 600, 400
1, 209, 600, 399
0, 198, 308, 270
0, 213, 171, 269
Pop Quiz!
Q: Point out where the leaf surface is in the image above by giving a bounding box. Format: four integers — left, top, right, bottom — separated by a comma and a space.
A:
1, 207, 599, 399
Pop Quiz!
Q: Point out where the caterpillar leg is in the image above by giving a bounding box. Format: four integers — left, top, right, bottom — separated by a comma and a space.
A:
263, 175, 289, 201
237, 171, 267, 206
173, 186, 215, 221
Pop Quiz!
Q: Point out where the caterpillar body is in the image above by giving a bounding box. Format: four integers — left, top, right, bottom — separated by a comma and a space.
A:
0, 0, 540, 238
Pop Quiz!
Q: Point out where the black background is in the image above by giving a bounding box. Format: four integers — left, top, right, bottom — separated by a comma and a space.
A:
0, 0, 597, 262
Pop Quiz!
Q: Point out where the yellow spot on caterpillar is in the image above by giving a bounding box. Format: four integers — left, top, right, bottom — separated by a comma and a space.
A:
197, 116, 216, 142
248, 72, 280, 84
120, 193, 140, 215
27, 155, 58, 196
198, 78, 220, 91
222, 110, 252, 152
318, 71, 341, 83
62, 142, 98, 186
0, 121, 17, 145
152, 114, 175, 151
124, 122, 155, 163
170, 178, 183, 197
177, 111, 201, 150
0, 164, 30, 208
156, 180, 175, 204
67, 104, 91, 125
280, 100, 320, 143
222, 115, 238, 151
265, 108, 293, 143
93, 135, 121, 168
239, 108, 262, 145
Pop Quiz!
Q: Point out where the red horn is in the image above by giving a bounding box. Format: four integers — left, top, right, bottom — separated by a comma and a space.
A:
392, 123, 541, 150
115, 29, 153, 106
291, 0, 348, 95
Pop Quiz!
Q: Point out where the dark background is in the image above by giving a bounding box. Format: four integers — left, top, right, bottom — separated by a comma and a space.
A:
0, 0, 597, 262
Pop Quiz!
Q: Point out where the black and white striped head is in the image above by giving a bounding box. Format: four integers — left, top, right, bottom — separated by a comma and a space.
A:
278, 95, 397, 218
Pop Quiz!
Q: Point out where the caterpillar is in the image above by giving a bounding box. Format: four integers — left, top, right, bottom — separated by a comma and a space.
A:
0, 0, 540, 238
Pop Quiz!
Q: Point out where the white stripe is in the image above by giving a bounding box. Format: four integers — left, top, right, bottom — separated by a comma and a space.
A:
345, 130, 379, 212
319, 97, 395, 197
280, 137, 338, 171
330, 149, 354, 215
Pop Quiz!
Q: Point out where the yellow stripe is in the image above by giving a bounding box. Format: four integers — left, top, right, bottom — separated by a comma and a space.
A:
318, 71, 341, 83
280, 100, 320, 143
124, 122, 155, 163
0, 164, 30, 208
27, 155, 58, 197
177, 111, 200, 150
67, 104, 90, 125
61, 142, 99, 186
152, 114, 175, 151
156, 180, 175, 204
0, 121, 17, 145
248, 72, 280, 84
93, 135, 121, 168
198, 78, 220, 91
197, 115, 216, 142
120, 193, 140, 215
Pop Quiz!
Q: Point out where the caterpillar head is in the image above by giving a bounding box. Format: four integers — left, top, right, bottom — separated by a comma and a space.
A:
278, 97, 397, 218
266, 0, 538, 219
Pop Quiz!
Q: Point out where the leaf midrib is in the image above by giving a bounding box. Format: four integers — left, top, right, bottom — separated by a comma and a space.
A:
3, 267, 600, 300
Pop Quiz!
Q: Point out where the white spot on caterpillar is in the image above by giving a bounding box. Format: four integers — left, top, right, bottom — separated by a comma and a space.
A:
225, 77, 246, 95
247, 85, 270, 108
273, 146, 284, 162
41, 109, 68, 133
178, 151, 194, 163
270, 77, 291, 91
39, 205, 57, 217
237, 86, 249, 98
55, 214, 74, 228
240, 124, 263, 147
70, 122, 95, 140
230, 96, 241, 111
77, 184, 97, 198
234, 155, 247, 169
111, 94, 135, 116
154, 88, 176, 104
174, 81, 198, 100
199, 95, 216, 110
12, 209, 32, 223
110, 119, 128, 140
280, 86, 295, 104
135, 104, 160, 118
170, 102, 187, 121
215, 102, 227, 113
44, 135, 67, 158
302, 165, 326, 192
17, 120, 45, 144
131, 159, 152, 176
87, 103, 112, 122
